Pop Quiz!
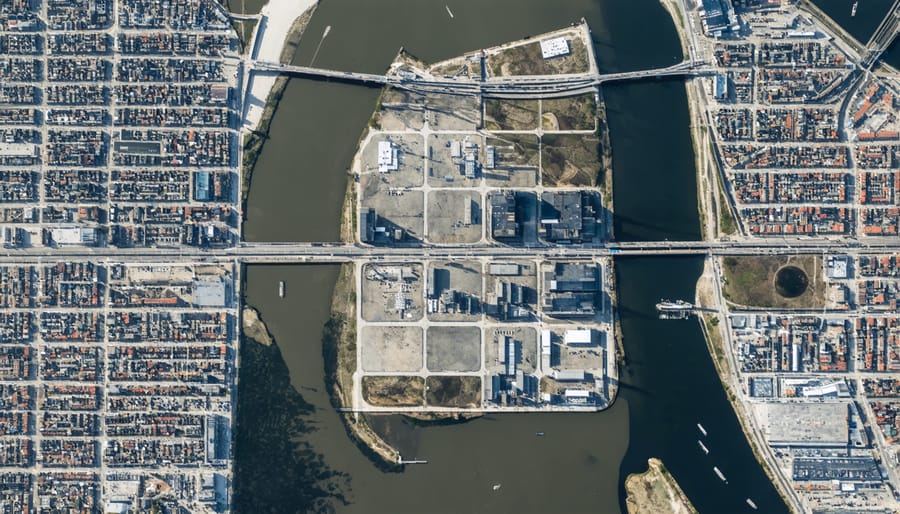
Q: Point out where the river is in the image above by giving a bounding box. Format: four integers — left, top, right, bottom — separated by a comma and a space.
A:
234, 0, 889, 512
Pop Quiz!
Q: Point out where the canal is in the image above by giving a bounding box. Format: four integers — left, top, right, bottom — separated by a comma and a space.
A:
234, 0, 893, 512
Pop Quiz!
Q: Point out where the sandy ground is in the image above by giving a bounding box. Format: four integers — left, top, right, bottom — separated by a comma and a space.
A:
625, 458, 697, 514
241, 0, 318, 132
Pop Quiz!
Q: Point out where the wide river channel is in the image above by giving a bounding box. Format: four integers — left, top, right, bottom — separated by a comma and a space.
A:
235, 0, 900, 512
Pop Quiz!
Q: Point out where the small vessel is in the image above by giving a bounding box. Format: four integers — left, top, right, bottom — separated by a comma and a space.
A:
713, 466, 727, 483
397, 455, 428, 465
698, 440, 709, 454
657, 299, 694, 319
536, 431, 545, 436
278, 281, 285, 298
697, 423, 708, 437
492, 484, 501, 491
746, 498, 758, 510
445, 5, 454, 18
656, 299, 693, 311
851, 1, 858, 16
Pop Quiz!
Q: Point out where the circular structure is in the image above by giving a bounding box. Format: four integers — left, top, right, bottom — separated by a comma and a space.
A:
775, 266, 809, 298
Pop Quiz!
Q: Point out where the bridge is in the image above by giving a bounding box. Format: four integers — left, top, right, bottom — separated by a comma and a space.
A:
864, 0, 900, 68
3, 238, 900, 264
249, 59, 711, 98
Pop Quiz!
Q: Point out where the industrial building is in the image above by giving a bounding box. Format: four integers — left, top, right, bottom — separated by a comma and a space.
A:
762, 402, 848, 447
490, 191, 520, 240
540, 37, 570, 59
700, 0, 730, 36
48, 227, 98, 247
564, 328, 595, 346
539, 191, 599, 244
377, 141, 398, 173
360, 208, 377, 243
542, 262, 601, 318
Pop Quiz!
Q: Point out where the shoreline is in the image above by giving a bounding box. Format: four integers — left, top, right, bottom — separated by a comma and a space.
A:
239, 4, 318, 210
319, 89, 408, 468
241, 0, 318, 133
660, 0, 798, 511
624, 458, 698, 514
694, 260, 797, 512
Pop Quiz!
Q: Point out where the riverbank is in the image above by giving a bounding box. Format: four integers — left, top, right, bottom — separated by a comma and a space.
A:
662, 0, 796, 508
598, 88, 615, 226
240, 3, 317, 209
242, 305, 274, 346
624, 458, 697, 514
695, 259, 800, 512
242, 0, 318, 132
321, 263, 404, 468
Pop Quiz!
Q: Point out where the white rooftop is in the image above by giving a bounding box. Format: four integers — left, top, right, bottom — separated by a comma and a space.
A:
50, 227, 96, 246
564, 329, 593, 345
540, 37, 570, 59
377, 141, 398, 173
0, 142, 36, 156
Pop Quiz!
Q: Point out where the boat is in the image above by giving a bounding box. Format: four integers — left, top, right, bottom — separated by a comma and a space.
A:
657, 299, 694, 319
536, 432, 545, 436
698, 440, 709, 454
746, 498, 758, 510
278, 281, 285, 298
659, 310, 691, 320
713, 466, 727, 483
851, 1, 858, 16
697, 423, 708, 437
492, 484, 501, 491
445, 5, 454, 18
397, 455, 428, 465
656, 299, 693, 311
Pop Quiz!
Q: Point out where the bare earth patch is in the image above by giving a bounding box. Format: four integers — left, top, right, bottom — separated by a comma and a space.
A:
625, 458, 698, 514
541, 134, 602, 187
425, 376, 481, 408
362, 376, 425, 407
360, 326, 423, 372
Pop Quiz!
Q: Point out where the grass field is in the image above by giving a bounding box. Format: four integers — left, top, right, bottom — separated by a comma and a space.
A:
721, 255, 825, 309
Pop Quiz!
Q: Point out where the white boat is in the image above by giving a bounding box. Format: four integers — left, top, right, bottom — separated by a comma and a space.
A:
746, 498, 758, 510
278, 281, 285, 298
656, 299, 693, 311
445, 5, 454, 18
697, 423, 707, 437
698, 440, 709, 454
492, 484, 501, 491
713, 466, 727, 483
851, 1, 858, 16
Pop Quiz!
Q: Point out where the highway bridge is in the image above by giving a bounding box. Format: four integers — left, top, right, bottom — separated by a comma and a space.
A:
249, 59, 712, 98
864, 0, 900, 68
3, 238, 900, 264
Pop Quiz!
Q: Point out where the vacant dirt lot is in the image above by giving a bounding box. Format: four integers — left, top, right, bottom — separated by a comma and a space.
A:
426, 326, 481, 372
542, 94, 596, 131
484, 99, 539, 131
486, 37, 589, 77
541, 134, 601, 187
425, 375, 482, 408
360, 326, 423, 372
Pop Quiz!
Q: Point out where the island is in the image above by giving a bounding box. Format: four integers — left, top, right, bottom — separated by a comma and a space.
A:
317, 21, 621, 464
